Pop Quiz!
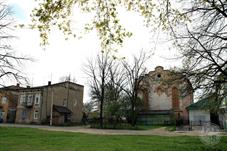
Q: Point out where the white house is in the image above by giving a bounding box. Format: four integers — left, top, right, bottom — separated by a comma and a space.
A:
187, 98, 211, 126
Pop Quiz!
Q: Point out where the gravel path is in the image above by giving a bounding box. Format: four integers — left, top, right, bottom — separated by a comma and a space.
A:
0, 123, 226, 136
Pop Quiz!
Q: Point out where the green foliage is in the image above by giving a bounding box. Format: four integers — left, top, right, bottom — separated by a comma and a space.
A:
83, 101, 96, 114
103, 84, 130, 123
165, 126, 176, 132
31, 0, 184, 50
31, 0, 75, 45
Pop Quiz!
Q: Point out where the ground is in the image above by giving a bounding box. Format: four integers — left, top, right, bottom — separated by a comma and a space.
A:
0, 124, 227, 151
0, 123, 226, 136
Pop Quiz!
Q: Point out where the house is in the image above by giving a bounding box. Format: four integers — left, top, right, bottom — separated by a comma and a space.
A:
15, 81, 84, 125
219, 100, 227, 130
219, 83, 227, 130
186, 97, 211, 126
137, 66, 193, 125
187, 94, 226, 128
0, 84, 21, 123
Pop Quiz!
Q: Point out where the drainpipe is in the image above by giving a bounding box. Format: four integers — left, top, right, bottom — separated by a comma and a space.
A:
66, 82, 69, 107
50, 88, 54, 126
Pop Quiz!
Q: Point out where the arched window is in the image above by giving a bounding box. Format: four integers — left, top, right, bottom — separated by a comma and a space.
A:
172, 87, 179, 109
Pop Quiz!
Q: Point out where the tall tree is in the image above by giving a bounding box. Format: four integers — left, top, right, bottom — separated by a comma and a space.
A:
162, 0, 227, 102
104, 59, 126, 123
120, 51, 148, 126
0, 3, 28, 86
84, 52, 113, 128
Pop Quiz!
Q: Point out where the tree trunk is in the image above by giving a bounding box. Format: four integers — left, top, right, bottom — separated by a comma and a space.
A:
131, 83, 138, 127
100, 99, 103, 128
131, 100, 136, 126
100, 68, 105, 129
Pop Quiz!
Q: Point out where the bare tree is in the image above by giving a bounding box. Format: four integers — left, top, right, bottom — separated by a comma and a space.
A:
163, 1, 227, 105
83, 101, 96, 115
0, 3, 29, 86
104, 59, 126, 123
84, 52, 113, 128
120, 51, 149, 126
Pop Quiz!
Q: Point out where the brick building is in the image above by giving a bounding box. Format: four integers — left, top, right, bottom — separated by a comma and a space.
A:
137, 66, 193, 125
0, 85, 21, 123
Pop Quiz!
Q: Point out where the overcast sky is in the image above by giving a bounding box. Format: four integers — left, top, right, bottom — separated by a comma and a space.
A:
6, 0, 181, 102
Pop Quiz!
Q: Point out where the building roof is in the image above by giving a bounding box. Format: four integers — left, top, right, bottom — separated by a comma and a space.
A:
53, 105, 72, 114
18, 81, 84, 91
0, 81, 83, 93
0, 85, 24, 91
187, 96, 212, 110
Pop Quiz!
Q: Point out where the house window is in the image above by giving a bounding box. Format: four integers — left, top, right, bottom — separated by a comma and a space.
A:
34, 110, 39, 120
35, 94, 40, 105
1, 97, 7, 104
20, 95, 26, 104
21, 110, 26, 120
156, 74, 162, 82
27, 95, 33, 103
172, 87, 179, 109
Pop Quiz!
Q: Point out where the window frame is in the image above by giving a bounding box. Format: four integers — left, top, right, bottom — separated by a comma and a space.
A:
1, 97, 7, 104
20, 95, 26, 105
27, 94, 33, 104
34, 94, 41, 105
34, 110, 39, 120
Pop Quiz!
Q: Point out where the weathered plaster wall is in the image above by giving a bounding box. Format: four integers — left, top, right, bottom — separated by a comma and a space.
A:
148, 87, 172, 110
16, 90, 42, 124
139, 66, 193, 123
42, 83, 83, 123
16, 82, 84, 124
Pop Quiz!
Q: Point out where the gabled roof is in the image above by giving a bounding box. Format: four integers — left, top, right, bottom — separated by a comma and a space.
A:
187, 96, 213, 110
53, 105, 72, 114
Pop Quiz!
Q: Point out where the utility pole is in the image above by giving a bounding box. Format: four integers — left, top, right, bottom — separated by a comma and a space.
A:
50, 88, 54, 126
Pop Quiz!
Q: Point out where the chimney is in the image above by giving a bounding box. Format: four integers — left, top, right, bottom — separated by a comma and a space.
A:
16, 83, 20, 87
48, 81, 51, 86
27, 86, 30, 88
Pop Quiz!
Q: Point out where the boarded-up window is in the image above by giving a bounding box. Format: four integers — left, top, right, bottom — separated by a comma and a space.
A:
172, 87, 179, 109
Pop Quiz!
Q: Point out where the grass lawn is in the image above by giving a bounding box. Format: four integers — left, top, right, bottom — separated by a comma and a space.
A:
0, 127, 227, 151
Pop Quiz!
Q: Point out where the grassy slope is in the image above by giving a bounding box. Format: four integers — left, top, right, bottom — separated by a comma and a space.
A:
0, 127, 226, 151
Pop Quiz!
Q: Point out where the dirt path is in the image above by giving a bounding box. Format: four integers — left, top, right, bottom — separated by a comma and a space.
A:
0, 123, 226, 136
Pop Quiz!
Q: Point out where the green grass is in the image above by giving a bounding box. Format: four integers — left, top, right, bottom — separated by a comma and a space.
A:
165, 126, 177, 131
0, 127, 227, 151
